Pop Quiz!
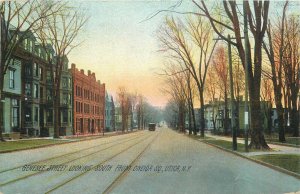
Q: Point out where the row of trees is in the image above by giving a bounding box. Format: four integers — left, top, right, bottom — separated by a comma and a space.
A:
0, 1, 87, 140
116, 86, 161, 132
160, 1, 299, 149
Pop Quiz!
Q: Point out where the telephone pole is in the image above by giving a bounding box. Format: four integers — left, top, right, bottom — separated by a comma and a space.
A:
243, 2, 249, 152
228, 35, 237, 150
213, 35, 241, 151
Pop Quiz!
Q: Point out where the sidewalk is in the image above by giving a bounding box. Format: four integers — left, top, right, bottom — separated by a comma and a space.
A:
205, 133, 300, 157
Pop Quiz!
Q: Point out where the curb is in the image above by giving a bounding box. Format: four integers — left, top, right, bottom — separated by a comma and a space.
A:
0, 130, 141, 154
186, 135, 300, 180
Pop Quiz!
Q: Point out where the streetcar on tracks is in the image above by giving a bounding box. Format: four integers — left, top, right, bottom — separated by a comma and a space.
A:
148, 123, 156, 131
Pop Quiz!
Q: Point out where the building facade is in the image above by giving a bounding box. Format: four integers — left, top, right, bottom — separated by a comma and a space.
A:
58, 56, 73, 136
2, 30, 74, 137
201, 99, 272, 134
71, 64, 105, 135
2, 58, 22, 135
105, 92, 115, 132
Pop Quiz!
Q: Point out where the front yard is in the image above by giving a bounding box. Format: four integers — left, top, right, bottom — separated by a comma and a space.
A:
0, 139, 69, 152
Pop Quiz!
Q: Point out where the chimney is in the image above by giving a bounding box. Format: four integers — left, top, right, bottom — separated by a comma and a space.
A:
88, 70, 91, 76
71, 63, 76, 69
92, 72, 95, 78
97, 80, 101, 84
80, 69, 84, 74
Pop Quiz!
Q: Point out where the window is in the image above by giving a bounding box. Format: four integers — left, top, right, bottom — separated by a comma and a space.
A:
76, 101, 79, 113
47, 89, 52, 101
69, 94, 72, 104
62, 110, 68, 123
33, 84, 38, 98
25, 83, 31, 96
11, 99, 19, 128
46, 71, 51, 83
25, 107, 31, 122
24, 39, 28, 49
39, 67, 43, 80
63, 94, 68, 105
29, 41, 33, 52
34, 107, 38, 122
46, 109, 53, 123
25, 65, 31, 76
33, 63, 38, 76
40, 87, 44, 100
69, 111, 72, 123
62, 77, 67, 88
9, 69, 15, 89
38, 48, 41, 57
68, 78, 72, 88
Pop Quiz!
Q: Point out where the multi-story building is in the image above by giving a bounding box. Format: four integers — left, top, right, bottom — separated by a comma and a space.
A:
58, 56, 73, 136
2, 30, 73, 137
71, 64, 105, 135
105, 92, 115, 132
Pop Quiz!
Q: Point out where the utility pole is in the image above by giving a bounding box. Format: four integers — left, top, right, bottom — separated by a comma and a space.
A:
213, 35, 241, 151
228, 35, 237, 150
0, 8, 4, 141
243, 2, 249, 152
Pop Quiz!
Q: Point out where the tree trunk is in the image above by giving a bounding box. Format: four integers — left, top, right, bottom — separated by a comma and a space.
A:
199, 92, 205, 137
53, 88, 60, 138
224, 90, 228, 135
191, 102, 197, 135
267, 109, 272, 135
0, 83, 4, 141
178, 101, 185, 133
188, 103, 192, 135
236, 99, 240, 137
248, 94, 269, 149
291, 94, 299, 137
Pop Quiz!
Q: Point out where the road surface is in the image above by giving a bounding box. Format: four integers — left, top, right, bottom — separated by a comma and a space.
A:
0, 128, 299, 194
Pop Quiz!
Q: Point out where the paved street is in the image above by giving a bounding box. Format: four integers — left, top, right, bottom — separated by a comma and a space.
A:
0, 128, 299, 194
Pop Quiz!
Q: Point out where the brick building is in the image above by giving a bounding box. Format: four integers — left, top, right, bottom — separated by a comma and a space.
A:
71, 64, 105, 135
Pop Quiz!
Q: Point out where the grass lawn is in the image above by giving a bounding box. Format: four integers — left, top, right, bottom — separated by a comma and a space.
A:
252, 154, 300, 174
203, 139, 247, 152
0, 139, 69, 152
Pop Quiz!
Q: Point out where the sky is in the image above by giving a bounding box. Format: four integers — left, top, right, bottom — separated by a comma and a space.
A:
68, 0, 196, 107
67, 0, 299, 108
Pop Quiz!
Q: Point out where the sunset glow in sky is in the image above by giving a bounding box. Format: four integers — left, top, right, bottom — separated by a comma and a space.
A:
68, 1, 195, 107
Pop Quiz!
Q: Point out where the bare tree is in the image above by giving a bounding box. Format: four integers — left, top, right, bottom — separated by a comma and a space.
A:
263, 1, 288, 142
117, 86, 129, 132
211, 45, 229, 135
193, 0, 270, 149
136, 94, 145, 130
282, 15, 300, 137
35, 4, 87, 138
205, 67, 221, 133
158, 15, 216, 137
161, 65, 188, 133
